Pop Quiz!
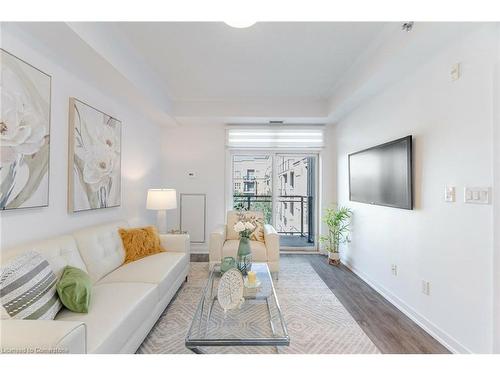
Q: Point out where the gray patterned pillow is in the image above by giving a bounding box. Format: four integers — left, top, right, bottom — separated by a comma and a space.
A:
0, 251, 62, 320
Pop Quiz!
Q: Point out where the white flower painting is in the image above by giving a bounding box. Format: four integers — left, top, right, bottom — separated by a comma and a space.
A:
69, 98, 121, 212
0, 49, 51, 210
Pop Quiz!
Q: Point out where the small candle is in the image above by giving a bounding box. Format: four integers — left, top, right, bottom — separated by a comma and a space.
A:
247, 271, 257, 284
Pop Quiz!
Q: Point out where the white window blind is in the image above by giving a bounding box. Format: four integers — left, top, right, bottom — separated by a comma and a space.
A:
226, 127, 325, 149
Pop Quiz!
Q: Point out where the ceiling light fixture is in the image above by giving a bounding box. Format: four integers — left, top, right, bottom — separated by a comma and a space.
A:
224, 21, 256, 29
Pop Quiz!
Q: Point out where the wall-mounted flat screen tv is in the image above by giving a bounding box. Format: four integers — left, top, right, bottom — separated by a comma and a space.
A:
349, 136, 413, 210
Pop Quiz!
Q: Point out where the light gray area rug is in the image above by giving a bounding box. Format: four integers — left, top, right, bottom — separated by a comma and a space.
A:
137, 256, 380, 354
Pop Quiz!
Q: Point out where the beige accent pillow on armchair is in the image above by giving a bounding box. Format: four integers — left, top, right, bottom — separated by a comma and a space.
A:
250, 221, 265, 242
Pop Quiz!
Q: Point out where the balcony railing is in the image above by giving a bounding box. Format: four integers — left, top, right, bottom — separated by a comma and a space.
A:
232, 194, 314, 243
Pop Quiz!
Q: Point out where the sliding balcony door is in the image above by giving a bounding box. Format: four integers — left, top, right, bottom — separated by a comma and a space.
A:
231, 152, 318, 250
274, 154, 317, 249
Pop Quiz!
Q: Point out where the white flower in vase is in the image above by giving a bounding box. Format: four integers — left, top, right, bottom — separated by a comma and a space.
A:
233, 221, 246, 233
244, 222, 255, 231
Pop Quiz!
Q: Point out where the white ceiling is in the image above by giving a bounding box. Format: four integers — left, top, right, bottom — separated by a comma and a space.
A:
6, 22, 485, 126
112, 22, 388, 101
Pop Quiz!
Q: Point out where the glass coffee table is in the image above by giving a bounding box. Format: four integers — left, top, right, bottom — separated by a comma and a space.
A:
185, 263, 289, 354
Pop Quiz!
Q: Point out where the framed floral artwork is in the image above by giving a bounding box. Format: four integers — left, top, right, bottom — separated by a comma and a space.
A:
68, 98, 121, 212
1, 49, 51, 210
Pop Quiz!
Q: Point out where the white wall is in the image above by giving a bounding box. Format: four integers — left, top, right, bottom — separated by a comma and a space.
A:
162, 120, 337, 253
335, 25, 496, 353
322, 123, 337, 219
162, 120, 226, 252
0, 26, 165, 250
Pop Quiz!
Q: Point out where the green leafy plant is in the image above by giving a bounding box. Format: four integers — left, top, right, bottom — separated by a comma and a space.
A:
320, 206, 353, 254
251, 201, 272, 224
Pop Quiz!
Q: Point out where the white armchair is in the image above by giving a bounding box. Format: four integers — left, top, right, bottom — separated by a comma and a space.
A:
209, 211, 280, 275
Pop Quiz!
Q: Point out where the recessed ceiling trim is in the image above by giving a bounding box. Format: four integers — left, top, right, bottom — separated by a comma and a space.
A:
66, 22, 178, 126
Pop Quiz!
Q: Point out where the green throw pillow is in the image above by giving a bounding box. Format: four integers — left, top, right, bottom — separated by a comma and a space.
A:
56, 266, 92, 313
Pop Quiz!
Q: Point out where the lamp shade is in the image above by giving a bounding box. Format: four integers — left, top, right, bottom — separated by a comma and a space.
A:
146, 189, 177, 210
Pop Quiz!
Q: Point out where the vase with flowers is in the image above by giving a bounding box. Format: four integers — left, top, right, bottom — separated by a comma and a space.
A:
233, 213, 260, 275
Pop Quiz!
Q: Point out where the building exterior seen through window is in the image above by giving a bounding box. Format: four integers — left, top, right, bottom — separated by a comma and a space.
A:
233, 155, 272, 223
232, 154, 316, 247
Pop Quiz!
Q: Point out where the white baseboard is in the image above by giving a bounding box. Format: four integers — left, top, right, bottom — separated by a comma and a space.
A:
342, 259, 472, 354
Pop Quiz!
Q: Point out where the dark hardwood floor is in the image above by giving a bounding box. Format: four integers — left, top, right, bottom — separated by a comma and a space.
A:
190, 253, 209, 262
190, 253, 450, 354
302, 254, 450, 354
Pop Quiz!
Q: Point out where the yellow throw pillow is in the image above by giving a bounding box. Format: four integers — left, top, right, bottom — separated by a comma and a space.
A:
118, 226, 165, 264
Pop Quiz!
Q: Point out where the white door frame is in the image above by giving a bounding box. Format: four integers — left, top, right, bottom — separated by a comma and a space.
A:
225, 148, 322, 251
493, 24, 500, 354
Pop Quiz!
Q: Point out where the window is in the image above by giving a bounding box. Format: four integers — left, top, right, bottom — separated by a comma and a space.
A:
230, 152, 318, 248
226, 127, 325, 149
244, 181, 255, 192
232, 155, 272, 223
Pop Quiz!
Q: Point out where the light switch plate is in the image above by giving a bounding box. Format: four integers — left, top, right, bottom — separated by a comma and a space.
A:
422, 281, 431, 296
391, 264, 398, 276
464, 187, 491, 204
451, 63, 461, 81
444, 186, 455, 202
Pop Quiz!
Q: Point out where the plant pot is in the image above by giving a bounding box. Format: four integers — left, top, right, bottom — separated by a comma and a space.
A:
328, 252, 340, 266
237, 236, 252, 275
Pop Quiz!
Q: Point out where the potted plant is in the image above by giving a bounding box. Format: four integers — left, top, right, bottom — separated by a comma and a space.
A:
320, 206, 353, 265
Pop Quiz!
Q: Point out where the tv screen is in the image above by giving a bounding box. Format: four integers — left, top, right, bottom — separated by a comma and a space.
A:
349, 136, 413, 210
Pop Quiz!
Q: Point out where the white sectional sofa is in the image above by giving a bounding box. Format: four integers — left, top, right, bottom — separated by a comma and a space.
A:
0, 221, 190, 354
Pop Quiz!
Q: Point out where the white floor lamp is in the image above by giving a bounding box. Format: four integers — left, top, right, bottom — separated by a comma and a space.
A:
146, 189, 177, 234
